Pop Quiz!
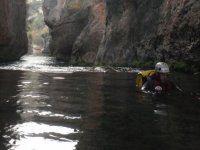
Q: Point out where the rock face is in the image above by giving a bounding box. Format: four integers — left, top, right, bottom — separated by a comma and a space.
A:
157, 0, 200, 69
0, 0, 28, 62
43, 0, 105, 63
96, 0, 135, 65
71, 0, 106, 64
97, 0, 200, 69
43, 0, 200, 70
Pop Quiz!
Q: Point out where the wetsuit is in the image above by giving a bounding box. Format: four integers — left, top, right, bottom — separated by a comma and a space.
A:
142, 74, 175, 92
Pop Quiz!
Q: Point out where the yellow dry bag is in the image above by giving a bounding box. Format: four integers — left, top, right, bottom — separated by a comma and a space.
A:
135, 70, 155, 90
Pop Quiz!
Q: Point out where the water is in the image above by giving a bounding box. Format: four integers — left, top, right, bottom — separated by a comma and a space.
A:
0, 55, 200, 150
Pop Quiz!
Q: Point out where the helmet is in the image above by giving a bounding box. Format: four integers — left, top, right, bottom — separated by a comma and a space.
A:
155, 62, 170, 73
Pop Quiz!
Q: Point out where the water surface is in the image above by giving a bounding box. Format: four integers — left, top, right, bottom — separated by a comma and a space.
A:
0, 55, 200, 150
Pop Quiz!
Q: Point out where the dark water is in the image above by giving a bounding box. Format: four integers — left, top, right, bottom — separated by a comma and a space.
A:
0, 55, 200, 150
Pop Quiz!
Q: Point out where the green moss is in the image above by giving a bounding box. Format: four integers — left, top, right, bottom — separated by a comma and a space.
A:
170, 61, 200, 73
132, 60, 199, 73
72, 59, 94, 66
132, 60, 142, 68
143, 61, 155, 69
132, 60, 155, 69
172, 62, 187, 71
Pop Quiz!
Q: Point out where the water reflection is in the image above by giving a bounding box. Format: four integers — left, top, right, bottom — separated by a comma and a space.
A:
0, 55, 135, 73
0, 70, 22, 150
13, 71, 82, 150
0, 64, 200, 150
11, 122, 78, 150
0, 55, 107, 73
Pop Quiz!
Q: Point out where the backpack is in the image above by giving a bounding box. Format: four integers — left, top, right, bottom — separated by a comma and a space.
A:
135, 70, 155, 90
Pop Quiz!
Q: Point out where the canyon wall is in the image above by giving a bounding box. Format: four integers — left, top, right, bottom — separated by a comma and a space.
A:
0, 0, 28, 62
43, 0, 200, 71
97, 0, 200, 69
43, 0, 105, 64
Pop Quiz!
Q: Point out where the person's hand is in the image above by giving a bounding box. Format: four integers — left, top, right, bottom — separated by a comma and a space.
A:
155, 86, 162, 92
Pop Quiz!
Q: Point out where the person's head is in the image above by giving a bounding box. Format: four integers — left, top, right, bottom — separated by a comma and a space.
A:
155, 62, 170, 82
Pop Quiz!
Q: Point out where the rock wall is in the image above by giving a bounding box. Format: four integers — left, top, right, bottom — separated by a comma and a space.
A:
0, 0, 28, 62
157, 0, 200, 70
43, 0, 105, 63
97, 0, 200, 69
71, 0, 106, 64
43, 0, 200, 71
96, 0, 135, 65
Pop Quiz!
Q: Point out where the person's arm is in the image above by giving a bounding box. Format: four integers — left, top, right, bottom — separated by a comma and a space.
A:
141, 77, 153, 92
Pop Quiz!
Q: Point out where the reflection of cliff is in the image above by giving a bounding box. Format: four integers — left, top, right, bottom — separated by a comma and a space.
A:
43, 0, 200, 71
75, 73, 104, 150
0, 70, 22, 149
0, 70, 22, 111
0, 0, 27, 62
75, 73, 157, 150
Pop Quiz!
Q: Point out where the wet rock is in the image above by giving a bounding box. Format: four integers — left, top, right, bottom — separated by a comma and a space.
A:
0, 0, 28, 62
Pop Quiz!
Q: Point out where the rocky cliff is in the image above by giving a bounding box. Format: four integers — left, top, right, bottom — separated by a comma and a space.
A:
43, 0, 105, 64
43, 0, 200, 71
97, 0, 200, 70
0, 0, 28, 62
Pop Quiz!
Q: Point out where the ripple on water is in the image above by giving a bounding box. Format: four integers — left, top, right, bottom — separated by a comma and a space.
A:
23, 110, 82, 120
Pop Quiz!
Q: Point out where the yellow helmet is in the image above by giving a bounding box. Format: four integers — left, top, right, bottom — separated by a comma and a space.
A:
155, 62, 170, 73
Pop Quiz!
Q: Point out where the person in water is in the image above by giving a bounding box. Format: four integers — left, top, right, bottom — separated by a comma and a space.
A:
141, 62, 176, 93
